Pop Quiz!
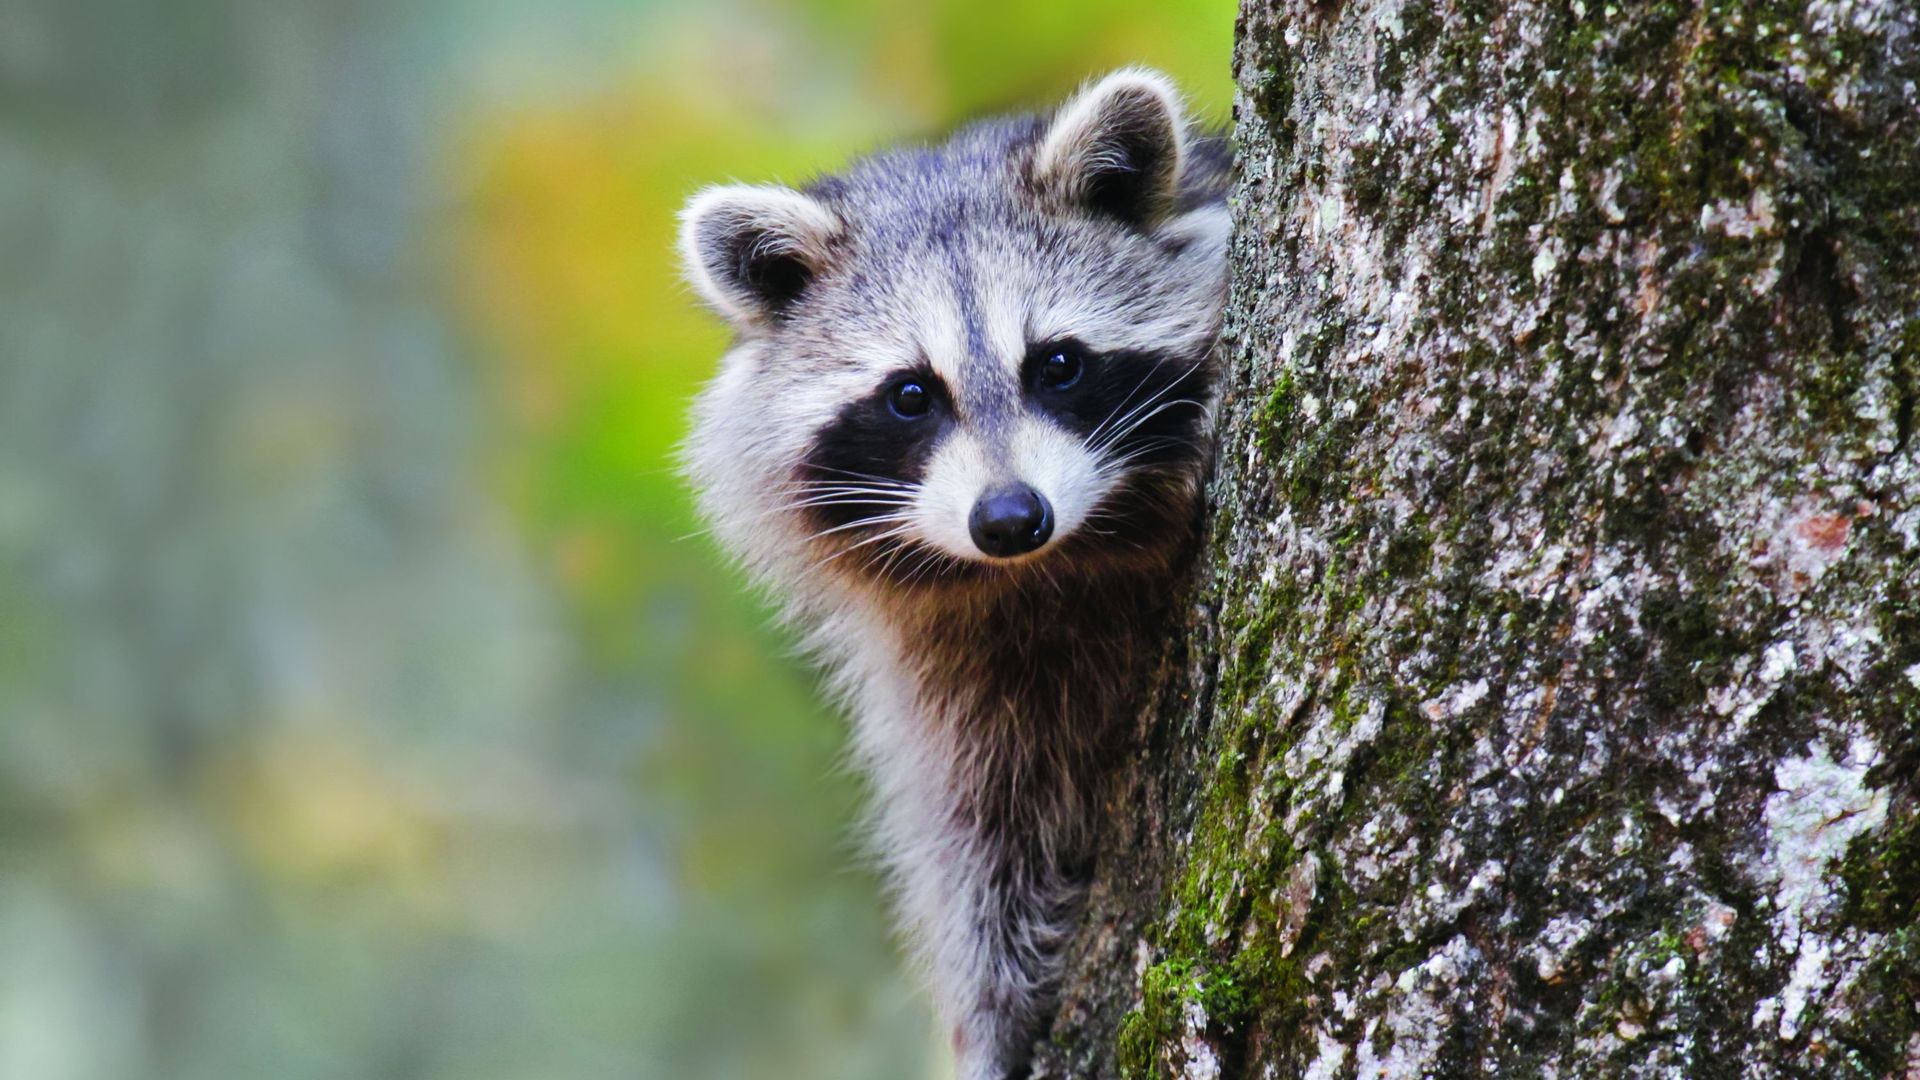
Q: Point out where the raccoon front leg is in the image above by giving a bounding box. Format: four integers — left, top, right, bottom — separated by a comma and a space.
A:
867, 725, 1087, 1080
912, 826, 1083, 1080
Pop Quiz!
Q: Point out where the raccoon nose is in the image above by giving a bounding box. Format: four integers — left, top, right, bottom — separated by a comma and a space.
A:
969, 485, 1053, 558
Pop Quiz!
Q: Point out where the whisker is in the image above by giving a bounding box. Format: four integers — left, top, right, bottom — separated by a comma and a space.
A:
790, 493, 915, 511
1096, 435, 1204, 475
872, 540, 923, 583
798, 466, 918, 488
1084, 363, 1168, 448
805, 513, 918, 542
1085, 358, 1207, 454
822, 523, 918, 565
783, 482, 917, 497
787, 483, 916, 496
1091, 398, 1206, 458
897, 546, 956, 590
1090, 383, 1205, 449
726, 490, 916, 527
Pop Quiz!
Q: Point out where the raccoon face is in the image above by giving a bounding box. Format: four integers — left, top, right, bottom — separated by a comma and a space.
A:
681, 69, 1228, 591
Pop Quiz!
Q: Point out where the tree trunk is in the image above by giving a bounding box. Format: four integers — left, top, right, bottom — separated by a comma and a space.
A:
1032, 0, 1920, 1075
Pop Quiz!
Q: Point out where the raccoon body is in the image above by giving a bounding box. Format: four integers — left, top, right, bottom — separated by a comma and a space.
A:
679, 70, 1231, 1080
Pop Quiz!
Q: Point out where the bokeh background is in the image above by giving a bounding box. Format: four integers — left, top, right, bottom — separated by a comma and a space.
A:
0, 2, 1231, 1077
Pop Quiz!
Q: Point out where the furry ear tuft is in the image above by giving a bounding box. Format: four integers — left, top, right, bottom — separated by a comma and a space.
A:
678, 184, 842, 326
1034, 68, 1188, 228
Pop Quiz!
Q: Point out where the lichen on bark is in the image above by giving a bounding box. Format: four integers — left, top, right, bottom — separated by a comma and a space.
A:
1031, 0, 1920, 1076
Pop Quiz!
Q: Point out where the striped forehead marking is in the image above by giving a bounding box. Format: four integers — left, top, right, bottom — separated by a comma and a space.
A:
932, 215, 1017, 428
934, 212, 990, 363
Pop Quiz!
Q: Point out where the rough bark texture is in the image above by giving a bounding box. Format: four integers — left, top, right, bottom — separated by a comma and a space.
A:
1031, 0, 1920, 1076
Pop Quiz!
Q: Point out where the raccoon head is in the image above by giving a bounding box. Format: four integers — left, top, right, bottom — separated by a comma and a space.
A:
680, 69, 1229, 595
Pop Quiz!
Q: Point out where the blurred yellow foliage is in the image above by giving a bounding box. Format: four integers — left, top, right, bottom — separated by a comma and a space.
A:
215, 731, 445, 901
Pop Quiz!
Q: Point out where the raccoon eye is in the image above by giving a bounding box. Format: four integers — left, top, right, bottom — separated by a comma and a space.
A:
1036, 345, 1085, 391
887, 379, 932, 419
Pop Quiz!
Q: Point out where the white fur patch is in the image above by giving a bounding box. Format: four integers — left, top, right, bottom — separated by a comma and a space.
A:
917, 430, 996, 559
917, 287, 974, 393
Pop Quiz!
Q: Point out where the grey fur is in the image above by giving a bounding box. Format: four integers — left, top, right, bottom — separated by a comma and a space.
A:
679, 69, 1231, 1080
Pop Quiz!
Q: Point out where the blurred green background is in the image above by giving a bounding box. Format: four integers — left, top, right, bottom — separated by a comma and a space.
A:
0, 2, 1230, 1077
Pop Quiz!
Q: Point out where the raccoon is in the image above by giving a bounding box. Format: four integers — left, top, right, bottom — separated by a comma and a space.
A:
678, 69, 1231, 1080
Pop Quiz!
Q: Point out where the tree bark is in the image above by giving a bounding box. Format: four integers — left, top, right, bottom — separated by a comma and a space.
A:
1032, 0, 1920, 1075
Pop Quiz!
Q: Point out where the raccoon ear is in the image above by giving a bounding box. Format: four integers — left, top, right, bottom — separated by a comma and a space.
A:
679, 184, 842, 326
1034, 68, 1188, 229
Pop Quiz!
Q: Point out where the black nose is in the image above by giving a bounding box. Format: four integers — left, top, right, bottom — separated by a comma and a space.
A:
969, 485, 1053, 558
